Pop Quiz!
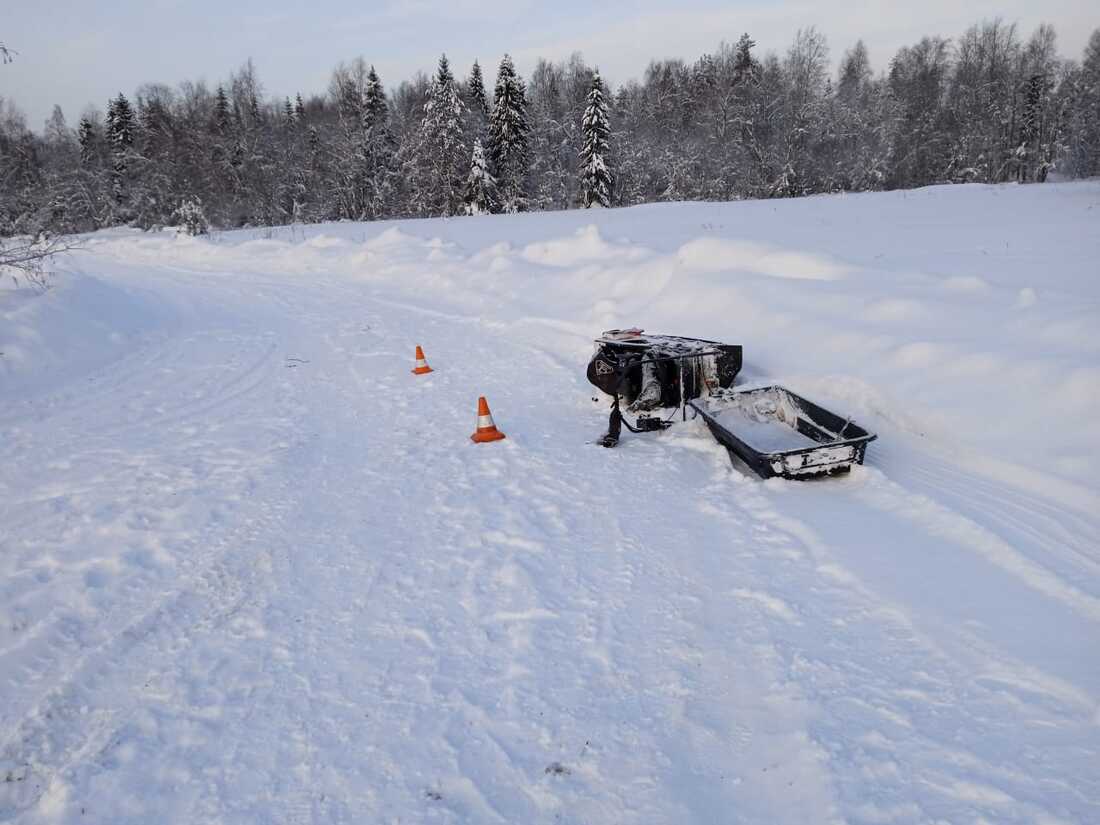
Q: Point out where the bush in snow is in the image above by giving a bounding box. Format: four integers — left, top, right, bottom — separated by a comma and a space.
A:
175, 196, 208, 236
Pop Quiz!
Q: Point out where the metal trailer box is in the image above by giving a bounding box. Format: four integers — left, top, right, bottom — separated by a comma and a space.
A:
690, 385, 876, 479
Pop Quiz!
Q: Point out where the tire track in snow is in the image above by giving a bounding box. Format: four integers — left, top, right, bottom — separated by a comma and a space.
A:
901, 451, 1100, 584
683, 436, 1100, 823
856, 467, 1100, 622
0, 272, 310, 821
0, 330, 290, 727
0, 496, 289, 821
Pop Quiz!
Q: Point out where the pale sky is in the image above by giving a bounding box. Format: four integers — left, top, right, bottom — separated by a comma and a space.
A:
2, 0, 1097, 131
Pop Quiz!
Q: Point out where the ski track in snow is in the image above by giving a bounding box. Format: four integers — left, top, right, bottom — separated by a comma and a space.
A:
1, 183, 1099, 823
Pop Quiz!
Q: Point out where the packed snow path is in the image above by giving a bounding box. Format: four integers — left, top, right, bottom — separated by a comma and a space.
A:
2, 183, 1099, 823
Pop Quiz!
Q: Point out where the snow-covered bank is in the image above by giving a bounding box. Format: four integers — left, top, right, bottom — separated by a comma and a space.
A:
1, 181, 1098, 823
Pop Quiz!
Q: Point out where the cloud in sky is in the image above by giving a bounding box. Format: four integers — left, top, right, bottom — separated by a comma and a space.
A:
2, 0, 1096, 130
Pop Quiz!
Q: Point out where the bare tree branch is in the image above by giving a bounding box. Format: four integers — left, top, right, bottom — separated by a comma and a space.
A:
0, 43, 14, 64
0, 235, 80, 290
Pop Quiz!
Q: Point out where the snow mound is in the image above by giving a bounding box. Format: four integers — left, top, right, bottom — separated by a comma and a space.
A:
521, 224, 650, 267
677, 237, 849, 280
0, 270, 175, 397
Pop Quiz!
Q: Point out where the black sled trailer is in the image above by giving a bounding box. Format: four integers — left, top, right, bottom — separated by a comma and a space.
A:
586, 329, 876, 480
690, 386, 876, 479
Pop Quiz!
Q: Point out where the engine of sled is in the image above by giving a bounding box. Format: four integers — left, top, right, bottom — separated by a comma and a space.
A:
586, 329, 743, 447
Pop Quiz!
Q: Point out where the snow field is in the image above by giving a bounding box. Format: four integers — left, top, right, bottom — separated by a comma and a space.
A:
1, 181, 1099, 823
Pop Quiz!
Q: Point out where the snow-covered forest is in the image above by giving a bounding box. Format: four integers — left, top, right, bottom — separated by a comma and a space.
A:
1, 19, 1099, 236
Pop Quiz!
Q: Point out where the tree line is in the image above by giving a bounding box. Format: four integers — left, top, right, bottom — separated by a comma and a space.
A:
1, 19, 1098, 239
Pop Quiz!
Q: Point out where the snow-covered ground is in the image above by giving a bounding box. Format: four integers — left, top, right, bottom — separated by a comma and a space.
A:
1, 181, 1098, 824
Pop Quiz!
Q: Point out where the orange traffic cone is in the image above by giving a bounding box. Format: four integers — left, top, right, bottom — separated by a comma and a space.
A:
411, 345, 433, 375
471, 396, 506, 443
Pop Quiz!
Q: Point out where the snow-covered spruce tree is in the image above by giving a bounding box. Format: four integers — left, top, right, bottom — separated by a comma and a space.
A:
464, 138, 499, 214
733, 33, 761, 85
407, 54, 469, 217
363, 67, 388, 132
488, 54, 531, 212
106, 93, 135, 207
579, 69, 613, 208
205, 85, 238, 227
212, 86, 232, 133
361, 66, 398, 219
467, 60, 490, 134
106, 94, 135, 159
77, 117, 97, 165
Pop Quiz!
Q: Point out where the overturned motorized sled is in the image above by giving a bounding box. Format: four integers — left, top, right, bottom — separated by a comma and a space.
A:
586, 329, 876, 479
586, 329, 743, 447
